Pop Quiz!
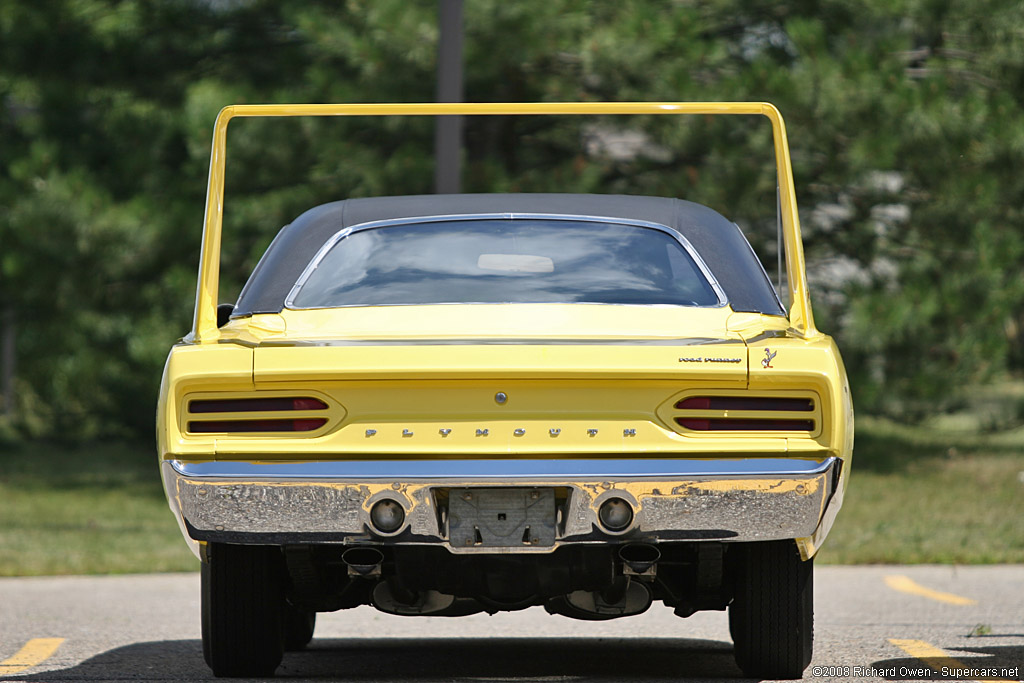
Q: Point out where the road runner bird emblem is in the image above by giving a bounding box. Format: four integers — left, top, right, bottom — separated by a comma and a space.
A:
762, 347, 777, 369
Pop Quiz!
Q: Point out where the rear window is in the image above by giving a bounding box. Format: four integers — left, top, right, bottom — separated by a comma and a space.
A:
287, 218, 723, 308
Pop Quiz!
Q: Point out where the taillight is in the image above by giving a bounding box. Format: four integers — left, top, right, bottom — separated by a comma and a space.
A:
187, 418, 327, 433
675, 397, 813, 412
186, 396, 329, 434
189, 397, 327, 413
671, 395, 817, 432
676, 417, 814, 431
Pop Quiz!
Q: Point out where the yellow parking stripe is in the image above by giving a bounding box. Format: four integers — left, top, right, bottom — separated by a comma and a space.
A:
0, 638, 65, 675
885, 574, 978, 605
888, 639, 1015, 682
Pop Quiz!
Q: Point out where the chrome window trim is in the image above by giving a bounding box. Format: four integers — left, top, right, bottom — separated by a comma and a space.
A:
283, 213, 728, 310
169, 456, 836, 480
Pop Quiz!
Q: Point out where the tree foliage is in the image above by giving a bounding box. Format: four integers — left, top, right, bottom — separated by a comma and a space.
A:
1, 0, 1022, 439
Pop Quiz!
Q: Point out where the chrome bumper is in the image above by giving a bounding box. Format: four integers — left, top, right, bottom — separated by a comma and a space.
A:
162, 457, 839, 553
161, 456, 839, 552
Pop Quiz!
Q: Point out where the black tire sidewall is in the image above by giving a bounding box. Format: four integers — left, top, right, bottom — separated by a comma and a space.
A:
729, 541, 814, 679
201, 543, 286, 677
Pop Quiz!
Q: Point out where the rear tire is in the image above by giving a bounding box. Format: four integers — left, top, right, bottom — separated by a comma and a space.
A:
202, 543, 286, 678
729, 541, 813, 679
283, 603, 316, 651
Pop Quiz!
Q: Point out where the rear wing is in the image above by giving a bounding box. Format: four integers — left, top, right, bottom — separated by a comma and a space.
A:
191, 102, 817, 342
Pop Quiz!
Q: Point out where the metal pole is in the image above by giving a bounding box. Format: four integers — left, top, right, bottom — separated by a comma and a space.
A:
434, 0, 463, 194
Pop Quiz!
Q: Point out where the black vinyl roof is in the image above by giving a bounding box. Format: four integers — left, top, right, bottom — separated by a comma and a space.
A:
233, 193, 785, 317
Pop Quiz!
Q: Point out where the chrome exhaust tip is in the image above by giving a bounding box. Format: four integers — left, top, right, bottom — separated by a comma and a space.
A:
341, 546, 384, 577
618, 543, 660, 575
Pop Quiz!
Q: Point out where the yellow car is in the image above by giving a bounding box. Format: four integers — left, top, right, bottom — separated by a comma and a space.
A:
159, 103, 852, 679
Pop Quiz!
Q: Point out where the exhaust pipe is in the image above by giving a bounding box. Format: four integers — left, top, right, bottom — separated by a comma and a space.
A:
600, 577, 631, 605
342, 547, 384, 577
618, 543, 660, 575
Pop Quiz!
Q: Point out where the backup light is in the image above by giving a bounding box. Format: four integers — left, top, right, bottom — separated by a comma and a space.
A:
598, 498, 634, 532
370, 499, 406, 534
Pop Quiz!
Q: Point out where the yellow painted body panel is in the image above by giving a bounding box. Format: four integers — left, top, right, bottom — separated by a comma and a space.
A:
158, 306, 849, 480
261, 303, 737, 340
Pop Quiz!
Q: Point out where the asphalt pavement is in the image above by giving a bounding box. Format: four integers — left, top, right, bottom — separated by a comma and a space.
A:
0, 565, 1021, 682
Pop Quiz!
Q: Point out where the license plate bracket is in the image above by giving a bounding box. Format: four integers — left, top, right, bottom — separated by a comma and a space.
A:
448, 487, 556, 548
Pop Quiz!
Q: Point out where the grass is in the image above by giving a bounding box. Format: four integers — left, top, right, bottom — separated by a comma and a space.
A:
817, 415, 1024, 564
0, 412, 1021, 575
0, 441, 197, 575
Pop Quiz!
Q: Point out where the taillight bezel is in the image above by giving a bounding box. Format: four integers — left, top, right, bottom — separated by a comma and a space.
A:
181, 391, 336, 436
659, 390, 823, 437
